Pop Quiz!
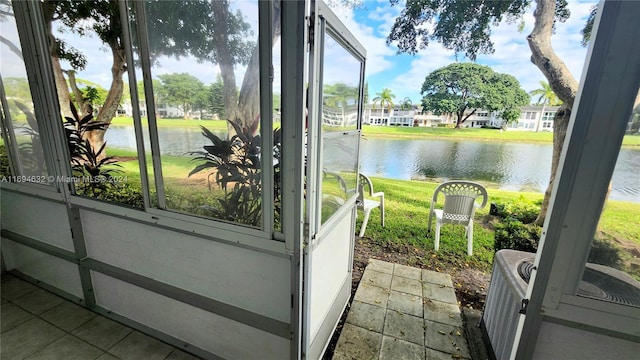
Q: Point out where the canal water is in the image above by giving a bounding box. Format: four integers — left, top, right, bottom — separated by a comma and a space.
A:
105, 126, 640, 202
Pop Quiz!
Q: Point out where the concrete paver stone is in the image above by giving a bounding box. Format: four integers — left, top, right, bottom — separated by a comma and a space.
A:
423, 300, 463, 327
394, 264, 422, 280
333, 324, 382, 360
423, 283, 458, 304
391, 276, 423, 297
361, 269, 393, 289
388, 290, 423, 318
424, 320, 470, 359
367, 259, 394, 274
346, 301, 386, 333
354, 283, 390, 306
421, 270, 454, 288
383, 309, 424, 346
380, 336, 425, 360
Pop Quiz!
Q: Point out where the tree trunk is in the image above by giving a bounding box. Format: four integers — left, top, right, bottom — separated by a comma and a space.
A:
64, 70, 91, 116
211, 0, 282, 136
42, 1, 72, 118
528, 0, 579, 225
534, 105, 570, 225
210, 0, 239, 124
88, 40, 125, 159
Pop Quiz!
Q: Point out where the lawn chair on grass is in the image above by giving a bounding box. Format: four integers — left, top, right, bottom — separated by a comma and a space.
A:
427, 181, 487, 256
357, 173, 385, 237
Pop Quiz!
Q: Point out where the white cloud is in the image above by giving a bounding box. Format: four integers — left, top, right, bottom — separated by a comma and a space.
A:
387, 45, 458, 100
328, 2, 395, 77
390, 0, 596, 103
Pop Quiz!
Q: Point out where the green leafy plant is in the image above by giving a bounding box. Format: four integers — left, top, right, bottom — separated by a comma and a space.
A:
0, 144, 11, 177
588, 237, 624, 269
189, 120, 281, 226
63, 102, 123, 198
494, 217, 541, 252
493, 196, 541, 223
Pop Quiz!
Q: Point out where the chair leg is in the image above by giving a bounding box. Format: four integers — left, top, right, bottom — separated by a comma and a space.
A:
467, 220, 473, 256
380, 200, 385, 228
359, 209, 372, 237
434, 220, 441, 252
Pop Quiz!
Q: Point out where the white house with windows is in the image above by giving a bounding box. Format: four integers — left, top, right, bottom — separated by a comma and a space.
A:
388, 109, 415, 126
364, 105, 559, 132
504, 105, 560, 131
362, 107, 391, 126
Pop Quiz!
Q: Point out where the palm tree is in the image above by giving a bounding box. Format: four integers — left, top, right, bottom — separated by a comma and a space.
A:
372, 88, 396, 113
529, 81, 562, 106
399, 97, 412, 110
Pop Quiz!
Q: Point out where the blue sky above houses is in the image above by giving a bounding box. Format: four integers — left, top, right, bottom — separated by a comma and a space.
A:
336, 0, 597, 104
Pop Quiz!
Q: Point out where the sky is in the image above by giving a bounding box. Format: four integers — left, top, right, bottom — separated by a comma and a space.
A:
1, 0, 598, 106
333, 0, 597, 104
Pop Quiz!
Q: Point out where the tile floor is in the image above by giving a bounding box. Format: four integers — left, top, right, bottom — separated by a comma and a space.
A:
0, 273, 202, 360
332, 259, 471, 360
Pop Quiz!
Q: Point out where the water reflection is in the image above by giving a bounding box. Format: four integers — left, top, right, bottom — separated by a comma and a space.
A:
105, 126, 640, 202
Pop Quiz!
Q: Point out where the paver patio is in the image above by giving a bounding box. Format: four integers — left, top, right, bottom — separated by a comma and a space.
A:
332, 259, 471, 360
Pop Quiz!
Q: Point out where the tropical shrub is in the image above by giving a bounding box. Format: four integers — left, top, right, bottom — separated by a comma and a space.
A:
189, 120, 282, 226
494, 217, 541, 252
492, 195, 540, 223
87, 182, 145, 209
588, 237, 624, 269
492, 196, 542, 252
63, 103, 124, 198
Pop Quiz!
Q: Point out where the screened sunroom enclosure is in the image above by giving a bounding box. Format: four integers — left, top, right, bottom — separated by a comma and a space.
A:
0, 1, 365, 359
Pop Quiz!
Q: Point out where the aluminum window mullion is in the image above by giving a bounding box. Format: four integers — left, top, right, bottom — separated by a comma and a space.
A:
258, 0, 274, 235
311, 18, 326, 234
12, 0, 73, 193
119, 0, 151, 209
133, 0, 166, 209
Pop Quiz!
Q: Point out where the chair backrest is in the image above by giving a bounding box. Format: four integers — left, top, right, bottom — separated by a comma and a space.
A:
357, 173, 374, 208
432, 181, 488, 224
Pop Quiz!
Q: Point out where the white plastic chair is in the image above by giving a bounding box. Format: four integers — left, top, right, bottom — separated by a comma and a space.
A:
427, 181, 488, 256
357, 173, 385, 237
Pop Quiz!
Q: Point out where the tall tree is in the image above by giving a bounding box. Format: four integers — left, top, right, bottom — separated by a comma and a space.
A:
208, 75, 226, 119
157, 73, 205, 119
530, 81, 562, 106
421, 63, 529, 128
373, 88, 396, 112
387, 0, 589, 225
